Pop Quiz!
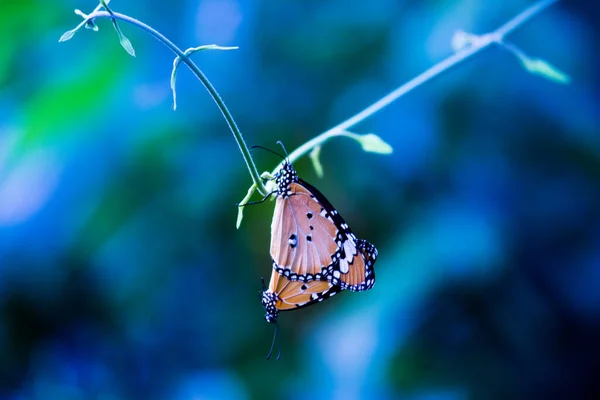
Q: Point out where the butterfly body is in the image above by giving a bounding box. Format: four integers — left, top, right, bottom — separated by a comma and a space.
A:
262, 160, 377, 323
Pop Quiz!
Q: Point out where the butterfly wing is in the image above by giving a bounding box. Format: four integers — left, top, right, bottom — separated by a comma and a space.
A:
334, 238, 377, 292
272, 175, 377, 290
262, 268, 340, 322
270, 268, 340, 310
270, 182, 341, 279
295, 179, 378, 291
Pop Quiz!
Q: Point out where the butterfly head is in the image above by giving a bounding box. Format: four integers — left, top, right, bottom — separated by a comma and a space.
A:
262, 290, 279, 324
274, 161, 299, 198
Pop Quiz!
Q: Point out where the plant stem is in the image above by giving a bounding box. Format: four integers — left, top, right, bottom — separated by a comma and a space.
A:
77, 0, 559, 197
494, 0, 557, 39
83, 11, 268, 196
271, 0, 559, 175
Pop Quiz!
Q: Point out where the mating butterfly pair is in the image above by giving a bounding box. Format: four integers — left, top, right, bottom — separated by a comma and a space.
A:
261, 159, 378, 324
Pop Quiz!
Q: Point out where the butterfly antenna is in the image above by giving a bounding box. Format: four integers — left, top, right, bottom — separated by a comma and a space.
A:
275, 141, 290, 160
266, 322, 279, 360
276, 325, 281, 361
250, 145, 285, 160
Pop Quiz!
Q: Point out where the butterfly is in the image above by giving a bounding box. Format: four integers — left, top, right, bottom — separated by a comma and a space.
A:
261, 157, 378, 324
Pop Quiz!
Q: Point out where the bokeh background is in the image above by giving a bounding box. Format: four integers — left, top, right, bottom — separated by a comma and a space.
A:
1, 0, 599, 399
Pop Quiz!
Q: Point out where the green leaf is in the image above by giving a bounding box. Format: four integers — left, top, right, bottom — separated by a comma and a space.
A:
504, 42, 571, 84
170, 57, 181, 110
59, 28, 78, 42
85, 19, 99, 32
58, 2, 108, 43
518, 55, 570, 84
235, 204, 244, 229
357, 133, 393, 154
101, 0, 136, 57
59, 10, 89, 42
261, 171, 276, 194
117, 33, 135, 57
236, 184, 257, 229
309, 145, 324, 178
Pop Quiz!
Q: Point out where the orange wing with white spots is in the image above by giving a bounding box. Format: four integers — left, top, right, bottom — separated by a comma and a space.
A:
270, 182, 340, 277
261, 268, 340, 323
269, 161, 377, 292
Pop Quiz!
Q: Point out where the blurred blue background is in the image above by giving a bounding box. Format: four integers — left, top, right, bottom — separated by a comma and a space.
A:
1, 0, 599, 399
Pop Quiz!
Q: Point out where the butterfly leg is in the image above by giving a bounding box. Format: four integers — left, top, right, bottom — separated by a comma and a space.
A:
236, 191, 274, 207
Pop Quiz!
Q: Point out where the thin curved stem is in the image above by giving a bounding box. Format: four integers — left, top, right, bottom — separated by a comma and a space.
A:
74, 0, 559, 200
280, 39, 489, 171
85, 10, 268, 196
270, 0, 559, 176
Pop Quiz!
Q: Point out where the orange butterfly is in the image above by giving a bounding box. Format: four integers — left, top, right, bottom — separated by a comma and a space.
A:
261, 159, 377, 324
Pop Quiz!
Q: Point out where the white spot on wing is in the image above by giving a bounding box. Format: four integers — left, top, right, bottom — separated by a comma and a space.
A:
344, 239, 357, 259
339, 258, 349, 274
338, 239, 357, 274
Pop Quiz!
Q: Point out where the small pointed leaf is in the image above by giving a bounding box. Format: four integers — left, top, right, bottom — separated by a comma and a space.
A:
236, 205, 244, 230
100, 0, 136, 57
517, 54, 570, 84
171, 57, 182, 110
357, 133, 393, 154
85, 19, 99, 31
118, 33, 136, 57
59, 28, 78, 42
236, 184, 257, 229
309, 146, 324, 178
